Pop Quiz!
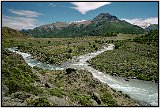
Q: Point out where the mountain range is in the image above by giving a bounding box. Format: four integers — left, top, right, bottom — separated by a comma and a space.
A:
22, 13, 146, 38
145, 24, 158, 31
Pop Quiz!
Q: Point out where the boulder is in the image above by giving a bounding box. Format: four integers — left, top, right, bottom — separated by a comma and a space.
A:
66, 68, 76, 74
11, 91, 31, 100
2, 92, 5, 97
2, 83, 9, 95
47, 96, 70, 106
2, 96, 26, 106
92, 92, 101, 104
91, 99, 98, 106
45, 82, 54, 88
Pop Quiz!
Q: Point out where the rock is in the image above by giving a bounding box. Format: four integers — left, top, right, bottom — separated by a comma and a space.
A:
132, 77, 137, 79
112, 73, 117, 76
124, 78, 129, 81
11, 91, 31, 100
2, 83, 9, 95
92, 92, 101, 104
66, 68, 76, 74
2, 96, 26, 106
91, 99, 98, 106
47, 96, 70, 106
2, 92, 5, 97
45, 82, 54, 88
36, 79, 41, 82
137, 101, 151, 106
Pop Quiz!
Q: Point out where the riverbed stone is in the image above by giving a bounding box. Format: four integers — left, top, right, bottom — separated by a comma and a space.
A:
66, 68, 76, 74
45, 82, 54, 88
91, 99, 98, 106
47, 96, 70, 106
2, 83, 9, 95
2, 96, 26, 106
92, 92, 101, 104
11, 91, 31, 100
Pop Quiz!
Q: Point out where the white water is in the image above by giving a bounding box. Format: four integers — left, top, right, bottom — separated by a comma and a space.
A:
7, 47, 64, 70
7, 44, 158, 106
66, 44, 158, 106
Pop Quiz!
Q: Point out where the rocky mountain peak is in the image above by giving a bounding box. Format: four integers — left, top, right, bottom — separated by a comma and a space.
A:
38, 22, 69, 30
93, 13, 119, 22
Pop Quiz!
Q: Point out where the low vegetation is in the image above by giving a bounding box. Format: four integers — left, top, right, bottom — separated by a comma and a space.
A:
90, 30, 158, 82
2, 27, 155, 106
100, 89, 117, 106
70, 92, 93, 106
2, 49, 43, 95
2, 50, 137, 106
27, 98, 52, 106
133, 30, 158, 47
49, 87, 65, 98
2, 27, 141, 65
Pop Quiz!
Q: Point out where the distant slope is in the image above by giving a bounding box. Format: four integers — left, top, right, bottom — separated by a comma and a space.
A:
145, 24, 158, 31
2, 27, 30, 38
133, 30, 158, 47
22, 13, 145, 38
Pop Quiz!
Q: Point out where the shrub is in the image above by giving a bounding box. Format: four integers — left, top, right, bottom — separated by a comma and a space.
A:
71, 92, 93, 106
100, 90, 117, 106
67, 48, 73, 53
27, 98, 52, 106
48, 41, 51, 44
2, 50, 41, 95
114, 40, 124, 49
50, 87, 65, 98
124, 94, 130, 98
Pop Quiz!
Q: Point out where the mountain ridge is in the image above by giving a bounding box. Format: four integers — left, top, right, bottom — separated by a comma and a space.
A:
145, 24, 158, 31
2, 27, 30, 38
22, 13, 145, 38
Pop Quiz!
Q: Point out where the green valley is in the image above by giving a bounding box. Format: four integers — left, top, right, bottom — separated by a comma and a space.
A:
1, 3, 159, 106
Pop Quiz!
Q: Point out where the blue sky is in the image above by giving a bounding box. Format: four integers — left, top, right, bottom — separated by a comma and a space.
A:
2, 2, 158, 29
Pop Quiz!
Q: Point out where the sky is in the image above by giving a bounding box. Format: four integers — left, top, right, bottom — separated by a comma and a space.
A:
2, 2, 158, 30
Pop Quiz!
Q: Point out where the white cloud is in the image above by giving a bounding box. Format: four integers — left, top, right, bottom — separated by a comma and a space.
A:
71, 2, 111, 14
2, 9, 43, 29
2, 15, 38, 29
48, 3, 56, 7
9, 9, 43, 17
121, 17, 158, 28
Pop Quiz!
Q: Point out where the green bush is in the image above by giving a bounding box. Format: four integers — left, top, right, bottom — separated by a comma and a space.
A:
133, 30, 158, 47
90, 41, 158, 82
27, 98, 52, 106
50, 87, 65, 98
114, 40, 124, 49
100, 90, 117, 106
124, 94, 130, 98
2, 50, 41, 95
70, 92, 93, 106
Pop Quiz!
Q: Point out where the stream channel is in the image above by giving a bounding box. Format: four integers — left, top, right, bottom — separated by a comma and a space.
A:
7, 44, 158, 106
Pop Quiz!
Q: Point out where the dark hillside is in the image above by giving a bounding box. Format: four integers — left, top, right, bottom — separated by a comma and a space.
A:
2, 27, 30, 38
133, 30, 158, 47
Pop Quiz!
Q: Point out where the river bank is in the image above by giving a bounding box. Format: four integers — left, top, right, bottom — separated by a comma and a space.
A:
64, 44, 158, 106
2, 48, 138, 106
6, 44, 158, 106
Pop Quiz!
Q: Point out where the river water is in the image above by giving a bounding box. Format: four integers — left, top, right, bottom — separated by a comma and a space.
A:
7, 47, 64, 70
7, 44, 158, 106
